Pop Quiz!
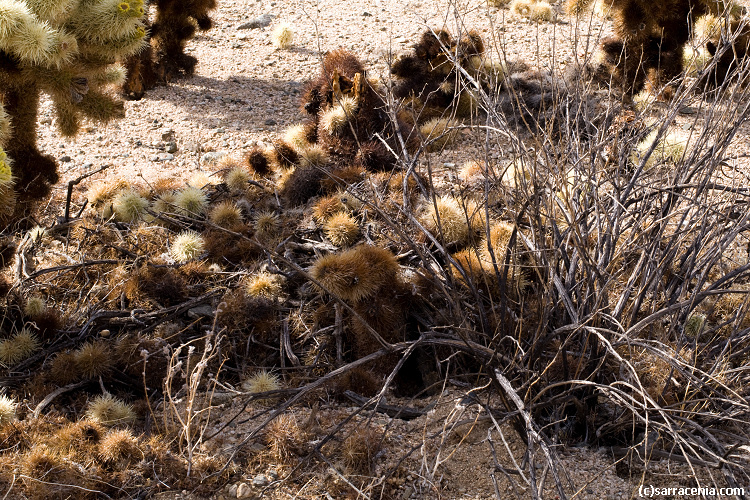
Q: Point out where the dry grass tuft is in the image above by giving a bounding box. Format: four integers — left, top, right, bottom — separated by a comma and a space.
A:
266, 414, 304, 462
342, 425, 382, 474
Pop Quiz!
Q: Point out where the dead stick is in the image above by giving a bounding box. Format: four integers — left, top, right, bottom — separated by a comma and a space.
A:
24, 259, 121, 280
281, 318, 300, 367
65, 164, 109, 222
33, 381, 88, 418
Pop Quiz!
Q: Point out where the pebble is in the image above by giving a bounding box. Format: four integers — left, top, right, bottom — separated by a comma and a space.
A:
236, 482, 253, 498
237, 14, 273, 30
151, 153, 174, 162
59, 155, 71, 162
165, 141, 178, 153
211, 392, 233, 403
252, 474, 269, 487
264, 118, 277, 126
227, 484, 238, 497
187, 305, 214, 318
201, 151, 226, 165
161, 128, 175, 141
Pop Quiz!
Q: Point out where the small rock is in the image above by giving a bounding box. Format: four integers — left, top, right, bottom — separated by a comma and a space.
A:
211, 127, 225, 135
227, 483, 238, 497
252, 474, 269, 487
211, 392, 233, 403
247, 442, 265, 453
237, 14, 273, 30
187, 305, 214, 319
165, 141, 178, 153
59, 155, 71, 162
161, 128, 175, 141
362, 11, 372, 16
99, 329, 110, 337
236, 482, 253, 498
267, 469, 279, 480
152, 153, 174, 162
264, 118, 277, 126
201, 151, 226, 165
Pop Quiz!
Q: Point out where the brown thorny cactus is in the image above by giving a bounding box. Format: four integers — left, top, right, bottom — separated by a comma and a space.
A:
566, 0, 750, 94
122, 0, 217, 99
0, 0, 146, 219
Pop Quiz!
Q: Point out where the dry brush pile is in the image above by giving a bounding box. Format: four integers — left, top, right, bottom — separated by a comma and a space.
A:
1, 4, 750, 498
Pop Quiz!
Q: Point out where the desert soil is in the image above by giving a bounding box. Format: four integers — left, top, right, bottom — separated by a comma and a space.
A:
28, 0, 750, 498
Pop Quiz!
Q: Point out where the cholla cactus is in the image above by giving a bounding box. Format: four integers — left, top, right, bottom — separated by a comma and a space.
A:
0, 147, 16, 221
0, 0, 146, 211
122, 0, 218, 99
